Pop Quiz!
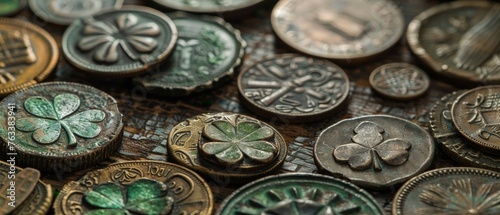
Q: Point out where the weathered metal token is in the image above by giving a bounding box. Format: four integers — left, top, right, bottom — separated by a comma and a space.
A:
451, 86, 500, 155
134, 13, 245, 96
62, 6, 178, 77
393, 167, 500, 215
168, 112, 287, 183
0, 18, 58, 97
0, 82, 123, 172
0, 0, 26, 16
53, 160, 213, 215
271, 0, 404, 63
369, 63, 430, 101
238, 54, 350, 123
29, 0, 124, 25
152, 0, 264, 14
407, 1, 500, 85
314, 115, 435, 189
216, 173, 384, 215
0, 161, 52, 214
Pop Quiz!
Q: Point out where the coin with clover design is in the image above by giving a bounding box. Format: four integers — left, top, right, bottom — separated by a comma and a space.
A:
314, 115, 435, 189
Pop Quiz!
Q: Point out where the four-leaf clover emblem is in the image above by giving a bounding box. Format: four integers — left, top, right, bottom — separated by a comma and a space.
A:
333, 121, 411, 171
15, 93, 105, 147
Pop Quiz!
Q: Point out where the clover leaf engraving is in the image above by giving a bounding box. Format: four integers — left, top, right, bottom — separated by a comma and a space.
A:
201, 120, 277, 165
84, 179, 174, 215
15, 93, 105, 147
333, 121, 411, 171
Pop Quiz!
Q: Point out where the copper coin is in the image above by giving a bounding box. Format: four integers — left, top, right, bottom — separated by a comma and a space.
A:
451, 86, 500, 155
238, 54, 350, 123
271, 0, 404, 63
0, 18, 58, 97
152, 0, 264, 14
407, 1, 500, 85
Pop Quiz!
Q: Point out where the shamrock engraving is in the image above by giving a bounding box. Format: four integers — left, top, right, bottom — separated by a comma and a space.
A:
201, 120, 277, 165
84, 179, 174, 215
15, 93, 105, 147
333, 121, 411, 171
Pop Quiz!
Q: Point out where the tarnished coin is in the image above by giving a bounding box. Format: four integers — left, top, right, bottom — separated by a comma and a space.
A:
0, 18, 58, 97
238, 54, 350, 123
0, 82, 123, 172
216, 173, 384, 215
62, 6, 178, 77
168, 112, 287, 183
29, 0, 123, 25
271, 0, 404, 63
451, 86, 500, 155
0, 0, 26, 16
134, 13, 245, 96
393, 167, 500, 215
407, 1, 500, 85
53, 161, 213, 215
369, 63, 430, 101
314, 115, 435, 189
153, 0, 264, 14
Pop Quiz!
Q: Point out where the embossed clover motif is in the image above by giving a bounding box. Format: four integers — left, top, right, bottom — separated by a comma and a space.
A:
84, 179, 174, 215
15, 93, 105, 147
333, 121, 411, 171
201, 120, 277, 165
78, 13, 160, 64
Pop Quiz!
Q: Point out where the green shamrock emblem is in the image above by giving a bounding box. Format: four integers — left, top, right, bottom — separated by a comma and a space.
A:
84, 179, 174, 215
15, 93, 105, 147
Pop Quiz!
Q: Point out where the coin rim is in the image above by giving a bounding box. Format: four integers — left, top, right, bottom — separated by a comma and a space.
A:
152, 0, 264, 13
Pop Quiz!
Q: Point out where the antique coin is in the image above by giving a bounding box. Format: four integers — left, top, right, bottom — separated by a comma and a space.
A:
62, 6, 178, 77
314, 115, 435, 189
0, 161, 52, 214
0, 82, 123, 172
238, 54, 349, 123
153, 0, 264, 14
29, 0, 123, 25
53, 160, 213, 215
271, 0, 404, 63
134, 13, 245, 96
369, 63, 430, 101
407, 1, 500, 85
168, 112, 287, 183
451, 86, 500, 155
393, 167, 500, 215
0, 18, 58, 97
216, 173, 384, 215
0, 0, 26, 16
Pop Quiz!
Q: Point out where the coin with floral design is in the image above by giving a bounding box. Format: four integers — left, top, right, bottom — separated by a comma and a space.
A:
314, 115, 435, 189
168, 112, 287, 183
0, 82, 123, 172
62, 6, 177, 77
393, 167, 500, 215
53, 160, 213, 215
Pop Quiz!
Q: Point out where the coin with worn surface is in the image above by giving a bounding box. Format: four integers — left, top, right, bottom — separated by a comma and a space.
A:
168, 112, 287, 183
369, 63, 430, 101
53, 160, 213, 215
0, 0, 26, 16
393, 167, 500, 215
134, 13, 245, 96
62, 6, 177, 77
29, 0, 123, 25
0, 82, 123, 172
271, 0, 404, 63
238, 54, 349, 123
407, 1, 500, 85
153, 0, 263, 14
314, 115, 435, 189
216, 173, 384, 215
0, 18, 58, 97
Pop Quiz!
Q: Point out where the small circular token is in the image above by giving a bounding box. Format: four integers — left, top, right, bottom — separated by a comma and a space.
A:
0, 0, 26, 16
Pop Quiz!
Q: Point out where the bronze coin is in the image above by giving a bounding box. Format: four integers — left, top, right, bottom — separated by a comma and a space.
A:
407, 1, 500, 85
53, 160, 214, 215
369, 63, 430, 101
271, 0, 404, 63
393, 167, 500, 215
238, 54, 350, 123
451, 86, 500, 155
314, 115, 435, 189
0, 18, 58, 97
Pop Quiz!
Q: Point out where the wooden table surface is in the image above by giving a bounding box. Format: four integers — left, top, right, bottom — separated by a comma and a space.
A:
10, 0, 473, 214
